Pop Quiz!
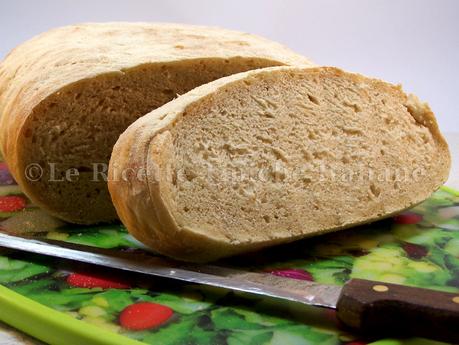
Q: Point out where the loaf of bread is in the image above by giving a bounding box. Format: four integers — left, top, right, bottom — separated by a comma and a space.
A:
108, 66, 450, 262
0, 22, 312, 224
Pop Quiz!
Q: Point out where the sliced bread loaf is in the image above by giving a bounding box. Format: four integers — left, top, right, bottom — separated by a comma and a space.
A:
108, 66, 450, 262
0, 22, 312, 224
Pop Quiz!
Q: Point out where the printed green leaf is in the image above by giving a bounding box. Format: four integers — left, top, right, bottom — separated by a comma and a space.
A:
227, 330, 273, 345
212, 307, 265, 330
144, 291, 213, 315
142, 318, 195, 345
0, 256, 49, 283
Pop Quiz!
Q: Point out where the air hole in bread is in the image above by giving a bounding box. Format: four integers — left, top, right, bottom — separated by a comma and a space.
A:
307, 94, 319, 105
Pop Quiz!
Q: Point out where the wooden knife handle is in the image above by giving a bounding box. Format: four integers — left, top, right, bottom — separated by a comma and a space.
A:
336, 279, 459, 343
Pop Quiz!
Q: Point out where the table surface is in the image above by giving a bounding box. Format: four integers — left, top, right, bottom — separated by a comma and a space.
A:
0, 133, 457, 345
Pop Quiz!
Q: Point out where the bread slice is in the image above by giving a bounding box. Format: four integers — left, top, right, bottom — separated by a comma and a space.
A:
108, 66, 450, 262
0, 22, 312, 224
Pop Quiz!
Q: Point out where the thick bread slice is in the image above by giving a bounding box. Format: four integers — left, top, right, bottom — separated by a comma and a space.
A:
0, 22, 312, 224
109, 66, 450, 262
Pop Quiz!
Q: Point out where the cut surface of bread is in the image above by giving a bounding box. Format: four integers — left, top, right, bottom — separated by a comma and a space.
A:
0, 22, 312, 224
109, 66, 450, 262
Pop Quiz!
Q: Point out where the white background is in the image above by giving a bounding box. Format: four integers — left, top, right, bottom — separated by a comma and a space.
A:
0, 0, 458, 133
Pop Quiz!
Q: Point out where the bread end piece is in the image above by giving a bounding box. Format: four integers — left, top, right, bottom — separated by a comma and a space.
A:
109, 66, 450, 262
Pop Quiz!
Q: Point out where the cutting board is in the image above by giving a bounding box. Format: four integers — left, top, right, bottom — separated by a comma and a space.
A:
0, 159, 458, 345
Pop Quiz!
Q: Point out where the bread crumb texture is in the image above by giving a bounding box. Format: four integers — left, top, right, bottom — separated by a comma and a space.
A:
109, 66, 450, 262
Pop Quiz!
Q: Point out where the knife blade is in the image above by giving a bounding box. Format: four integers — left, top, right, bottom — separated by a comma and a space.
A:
0, 232, 458, 342
0, 232, 341, 308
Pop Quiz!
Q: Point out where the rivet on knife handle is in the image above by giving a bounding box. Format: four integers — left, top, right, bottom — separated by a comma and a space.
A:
336, 279, 459, 343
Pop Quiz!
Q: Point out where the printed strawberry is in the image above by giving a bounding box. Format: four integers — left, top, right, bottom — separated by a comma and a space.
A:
402, 242, 428, 259
66, 272, 130, 289
268, 268, 314, 281
0, 163, 15, 185
119, 302, 173, 330
0, 195, 26, 212
393, 212, 423, 224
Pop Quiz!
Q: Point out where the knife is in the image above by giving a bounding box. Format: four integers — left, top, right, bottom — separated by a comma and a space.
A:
0, 232, 458, 343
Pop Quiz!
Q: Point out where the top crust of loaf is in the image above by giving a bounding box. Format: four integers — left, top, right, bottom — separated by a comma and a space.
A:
0, 22, 311, 139
0, 22, 312, 223
108, 66, 450, 262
